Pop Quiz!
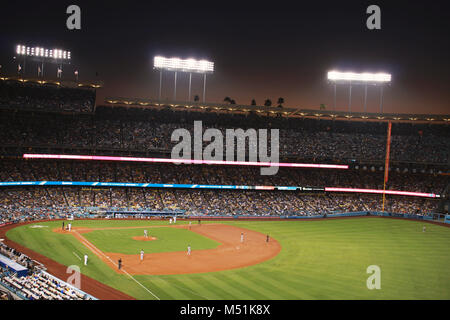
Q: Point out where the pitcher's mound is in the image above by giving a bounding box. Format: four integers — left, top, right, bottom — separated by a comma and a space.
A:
133, 236, 157, 241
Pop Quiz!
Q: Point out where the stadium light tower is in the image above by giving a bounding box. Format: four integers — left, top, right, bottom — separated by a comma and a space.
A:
153, 56, 214, 102
327, 71, 391, 113
15, 45, 71, 78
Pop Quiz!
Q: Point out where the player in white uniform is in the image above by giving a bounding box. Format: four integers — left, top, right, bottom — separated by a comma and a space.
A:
173, 216, 177, 224
187, 245, 191, 256
144, 230, 148, 238
240, 232, 244, 243
68, 223, 72, 231
140, 249, 144, 261
169, 218, 173, 224
84, 254, 88, 266
423, 225, 426, 232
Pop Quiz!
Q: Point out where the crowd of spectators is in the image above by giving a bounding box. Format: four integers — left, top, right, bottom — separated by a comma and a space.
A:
0, 204, 86, 225
0, 270, 92, 300
0, 243, 34, 270
0, 157, 445, 223
0, 80, 95, 113
0, 106, 448, 163
0, 187, 440, 222
0, 242, 93, 300
0, 159, 446, 195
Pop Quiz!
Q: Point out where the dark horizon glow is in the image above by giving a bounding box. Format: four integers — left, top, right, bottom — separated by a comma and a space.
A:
1, 2, 449, 115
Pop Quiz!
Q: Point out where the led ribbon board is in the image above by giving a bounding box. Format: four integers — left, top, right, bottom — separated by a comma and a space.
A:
0, 181, 439, 198
22, 154, 349, 169
325, 187, 439, 198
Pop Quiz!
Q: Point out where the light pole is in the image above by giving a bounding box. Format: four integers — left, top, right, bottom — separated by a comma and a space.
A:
363, 84, 368, 113
327, 71, 391, 114
174, 71, 177, 101
188, 72, 192, 101
379, 86, 384, 113
203, 74, 207, 102
333, 83, 336, 111
348, 82, 352, 112
15, 45, 72, 79
158, 70, 162, 101
153, 56, 214, 103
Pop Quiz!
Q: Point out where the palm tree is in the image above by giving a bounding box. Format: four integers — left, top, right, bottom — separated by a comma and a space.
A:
251, 99, 256, 106
320, 103, 326, 110
224, 97, 232, 104
194, 95, 200, 102
264, 99, 272, 107
277, 97, 284, 107
230, 99, 236, 104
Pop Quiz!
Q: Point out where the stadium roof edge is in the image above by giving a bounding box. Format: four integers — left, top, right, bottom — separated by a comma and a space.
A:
0, 76, 103, 89
103, 97, 450, 123
104, 97, 297, 115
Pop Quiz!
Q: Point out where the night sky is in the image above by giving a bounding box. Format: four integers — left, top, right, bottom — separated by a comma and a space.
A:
0, 0, 449, 114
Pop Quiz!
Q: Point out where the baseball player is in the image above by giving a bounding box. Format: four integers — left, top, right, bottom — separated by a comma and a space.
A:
189, 221, 192, 230
84, 254, 88, 266
169, 218, 173, 224
173, 216, 177, 224
266, 234, 270, 243
144, 230, 148, 238
187, 245, 191, 256
118, 258, 122, 270
423, 225, 426, 232
68, 223, 72, 231
62, 221, 65, 230
140, 249, 144, 261
240, 232, 244, 243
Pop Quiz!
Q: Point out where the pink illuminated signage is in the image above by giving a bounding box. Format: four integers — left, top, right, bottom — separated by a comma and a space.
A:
22, 154, 349, 170
325, 187, 438, 198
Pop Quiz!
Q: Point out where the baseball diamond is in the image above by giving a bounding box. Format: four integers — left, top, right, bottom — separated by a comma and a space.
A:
2, 217, 450, 300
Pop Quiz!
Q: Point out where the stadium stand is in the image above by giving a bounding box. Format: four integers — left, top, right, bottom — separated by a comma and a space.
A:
0, 105, 448, 164
0, 187, 441, 222
0, 79, 96, 113
0, 242, 95, 300
0, 78, 448, 299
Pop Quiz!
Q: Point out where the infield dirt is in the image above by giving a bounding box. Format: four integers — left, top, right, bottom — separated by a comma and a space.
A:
54, 223, 281, 275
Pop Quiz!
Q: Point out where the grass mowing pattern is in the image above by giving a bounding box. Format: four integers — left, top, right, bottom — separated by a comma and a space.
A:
6, 218, 450, 300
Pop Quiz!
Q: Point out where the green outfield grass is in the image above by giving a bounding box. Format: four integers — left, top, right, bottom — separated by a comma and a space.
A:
5, 217, 450, 300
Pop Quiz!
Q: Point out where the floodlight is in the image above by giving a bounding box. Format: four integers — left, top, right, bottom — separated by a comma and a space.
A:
327, 70, 392, 113
15, 44, 71, 60
153, 56, 214, 73
327, 71, 391, 83
154, 55, 214, 102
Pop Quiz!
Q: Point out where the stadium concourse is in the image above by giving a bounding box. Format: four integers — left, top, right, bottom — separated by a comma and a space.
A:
0, 79, 448, 299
